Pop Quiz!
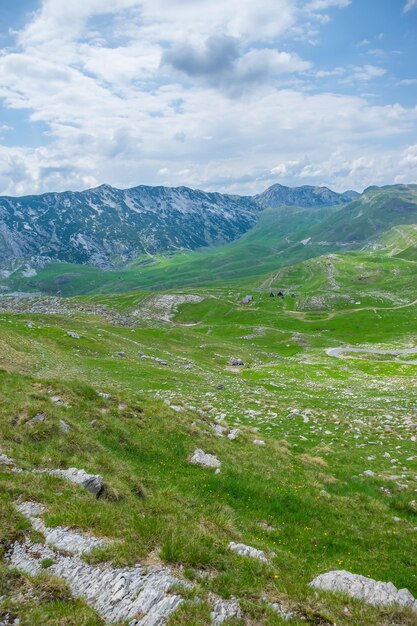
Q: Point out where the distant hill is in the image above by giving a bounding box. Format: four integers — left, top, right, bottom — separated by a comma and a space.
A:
255, 183, 354, 209
307, 184, 417, 245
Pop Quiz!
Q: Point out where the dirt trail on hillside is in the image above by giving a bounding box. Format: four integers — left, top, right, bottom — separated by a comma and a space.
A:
286, 298, 417, 322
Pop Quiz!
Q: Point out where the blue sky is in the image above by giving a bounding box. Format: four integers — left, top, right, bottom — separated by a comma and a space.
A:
0, 0, 416, 196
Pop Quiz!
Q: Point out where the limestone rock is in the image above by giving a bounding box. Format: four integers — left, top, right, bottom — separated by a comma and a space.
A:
67, 331, 80, 339
228, 542, 268, 563
253, 439, 266, 446
40, 467, 104, 496
227, 429, 242, 441
8, 539, 184, 624
16, 501, 105, 556
190, 449, 221, 469
310, 570, 417, 612
269, 601, 294, 621
210, 596, 242, 625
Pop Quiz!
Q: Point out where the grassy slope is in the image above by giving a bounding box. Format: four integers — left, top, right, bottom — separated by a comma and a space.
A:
2, 205, 340, 296
1, 246, 417, 624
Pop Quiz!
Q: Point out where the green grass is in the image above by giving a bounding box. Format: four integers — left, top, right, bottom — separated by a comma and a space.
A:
1, 242, 417, 623
1, 205, 341, 296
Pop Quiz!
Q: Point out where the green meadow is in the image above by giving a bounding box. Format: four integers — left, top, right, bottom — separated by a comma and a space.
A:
1, 240, 417, 624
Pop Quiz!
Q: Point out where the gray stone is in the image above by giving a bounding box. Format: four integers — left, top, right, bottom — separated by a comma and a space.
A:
190, 449, 221, 469
27, 412, 46, 426
228, 542, 268, 563
0, 453, 22, 473
59, 420, 71, 433
67, 331, 80, 339
16, 501, 105, 556
210, 596, 242, 625
227, 429, 242, 441
39, 467, 104, 496
310, 570, 417, 612
253, 439, 266, 446
97, 391, 111, 399
211, 424, 226, 437
269, 601, 294, 621
8, 539, 184, 624
229, 357, 244, 367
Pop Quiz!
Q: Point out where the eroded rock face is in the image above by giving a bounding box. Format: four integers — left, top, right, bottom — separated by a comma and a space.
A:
189, 449, 221, 469
228, 542, 268, 563
310, 570, 417, 612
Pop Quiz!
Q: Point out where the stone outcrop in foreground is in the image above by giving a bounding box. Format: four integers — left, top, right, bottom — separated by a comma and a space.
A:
310, 570, 417, 612
8, 500, 186, 625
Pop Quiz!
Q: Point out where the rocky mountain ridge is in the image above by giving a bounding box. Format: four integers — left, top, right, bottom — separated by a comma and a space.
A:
0, 182, 352, 269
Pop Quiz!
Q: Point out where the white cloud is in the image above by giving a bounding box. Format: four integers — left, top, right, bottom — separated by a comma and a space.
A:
0, 0, 415, 196
404, 0, 417, 12
306, 0, 351, 11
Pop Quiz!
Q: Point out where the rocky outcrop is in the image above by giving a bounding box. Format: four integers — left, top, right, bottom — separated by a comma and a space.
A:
210, 596, 242, 625
9, 500, 186, 625
37, 467, 104, 496
189, 449, 221, 469
229, 357, 244, 367
310, 570, 417, 612
228, 542, 268, 563
16, 501, 106, 556
8, 539, 184, 625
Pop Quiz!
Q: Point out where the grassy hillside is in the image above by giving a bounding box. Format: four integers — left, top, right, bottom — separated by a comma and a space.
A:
1, 246, 417, 624
1, 204, 341, 296
308, 184, 417, 245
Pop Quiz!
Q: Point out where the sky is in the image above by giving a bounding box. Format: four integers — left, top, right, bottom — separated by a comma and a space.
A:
0, 0, 416, 196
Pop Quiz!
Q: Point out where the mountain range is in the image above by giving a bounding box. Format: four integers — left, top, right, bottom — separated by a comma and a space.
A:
1, 181, 417, 295
0, 183, 355, 270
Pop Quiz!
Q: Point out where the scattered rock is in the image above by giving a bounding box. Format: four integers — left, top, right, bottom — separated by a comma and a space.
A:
59, 420, 71, 433
50, 396, 63, 405
189, 449, 221, 469
115, 351, 127, 358
39, 467, 104, 496
229, 357, 244, 367
26, 413, 46, 426
227, 429, 242, 441
8, 539, 185, 624
228, 542, 268, 563
67, 331, 80, 339
269, 601, 294, 621
253, 439, 266, 446
211, 424, 226, 437
97, 391, 111, 399
210, 595, 242, 625
16, 501, 106, 556
310, 570, 417, 612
